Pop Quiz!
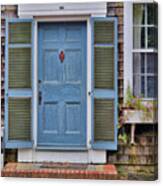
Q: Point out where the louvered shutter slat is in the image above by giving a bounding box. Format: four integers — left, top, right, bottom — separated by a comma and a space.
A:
9, 98, 31, 140
94, 22, 114, 44
9, 22, 31, 43
9, 48, 31, 88
95, 47, 114, 89
5, 19, 33, 148
92, 18, 118, 150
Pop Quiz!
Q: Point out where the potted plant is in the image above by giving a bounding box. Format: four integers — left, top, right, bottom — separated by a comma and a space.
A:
123, 85, 157, 124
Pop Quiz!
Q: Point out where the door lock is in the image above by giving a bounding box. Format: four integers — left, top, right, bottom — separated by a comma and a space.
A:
38, 91, 42, 105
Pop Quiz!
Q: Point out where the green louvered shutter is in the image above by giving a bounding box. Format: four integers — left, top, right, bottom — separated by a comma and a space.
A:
5, 19, 33, 148
91, 18, 118, 150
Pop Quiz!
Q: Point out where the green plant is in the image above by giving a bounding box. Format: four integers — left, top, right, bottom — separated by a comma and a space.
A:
118, 133, 128, 144
124, 85, 156, 120
125, 85, 134, 108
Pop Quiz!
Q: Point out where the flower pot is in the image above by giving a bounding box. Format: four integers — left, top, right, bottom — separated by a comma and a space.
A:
123, 109, 157, 124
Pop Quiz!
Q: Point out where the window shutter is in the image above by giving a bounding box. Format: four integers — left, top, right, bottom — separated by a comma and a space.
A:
91, 17, 118, 150
5, 19, 34, 148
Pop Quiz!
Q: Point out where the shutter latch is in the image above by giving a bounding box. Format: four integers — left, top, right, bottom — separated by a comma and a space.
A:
88, 91, 94, 96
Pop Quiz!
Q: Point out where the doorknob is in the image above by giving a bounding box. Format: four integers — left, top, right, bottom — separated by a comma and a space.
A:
59, 50, 65, 63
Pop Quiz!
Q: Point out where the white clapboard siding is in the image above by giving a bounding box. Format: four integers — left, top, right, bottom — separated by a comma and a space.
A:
18, 2, 107, 17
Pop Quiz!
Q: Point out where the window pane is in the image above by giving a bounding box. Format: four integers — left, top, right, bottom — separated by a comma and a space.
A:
133, 75, 141, 97
147, 53, 158, 73
147, 3, 158, 25
141, 76, 145, 97
148, 27, 158, 48
133, 4, 145, 25
133, 53, 145, 74
133, 27, 145, 48
147, 76, 157, 97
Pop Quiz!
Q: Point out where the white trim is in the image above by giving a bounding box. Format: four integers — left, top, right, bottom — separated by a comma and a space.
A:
18, 2, 107, 18
132, 49, 158, 53
18, 149, 106, 164
124, 0, 154, 3
123, 1, 133, 102
33, 20, 38, 147
35, 16, 91, 22
87, 17, 92, 149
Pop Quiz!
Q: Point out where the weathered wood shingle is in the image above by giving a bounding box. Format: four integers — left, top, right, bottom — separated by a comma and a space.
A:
107, 2, 124, 103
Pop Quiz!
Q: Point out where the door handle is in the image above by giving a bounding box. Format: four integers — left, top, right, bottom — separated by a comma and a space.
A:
38, 91, 42, 105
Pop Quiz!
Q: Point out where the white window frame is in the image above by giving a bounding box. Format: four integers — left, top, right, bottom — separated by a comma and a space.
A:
124, 1, 158, 102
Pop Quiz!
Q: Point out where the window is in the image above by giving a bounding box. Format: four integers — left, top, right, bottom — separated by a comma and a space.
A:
133, 3, 158, 98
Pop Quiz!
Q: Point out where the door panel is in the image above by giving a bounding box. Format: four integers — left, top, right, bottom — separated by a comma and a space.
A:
65, 102, 81, 134
64, 50, 81, 82
44, 50, 60, 82
38, 22, 86, 148
43, 103, 59, 134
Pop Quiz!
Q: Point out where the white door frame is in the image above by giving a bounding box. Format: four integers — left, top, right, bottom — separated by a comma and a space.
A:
33, 16, 92, 149
18, 15, 106, 163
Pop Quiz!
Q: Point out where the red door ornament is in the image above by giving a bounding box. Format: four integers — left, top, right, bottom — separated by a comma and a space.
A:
59, 50, 65, 63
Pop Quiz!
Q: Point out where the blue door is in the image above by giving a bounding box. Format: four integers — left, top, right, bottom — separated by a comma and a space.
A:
38, 22, 87, 148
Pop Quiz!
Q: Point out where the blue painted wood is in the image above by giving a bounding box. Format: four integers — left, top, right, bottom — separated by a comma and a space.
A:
6, 18, 33, 23
8, 89, 32, 97
114, 17, 118, 150
5, 18, 34, 149
38, 22, 87, 148
94, 44, 114, 48
31, 20, 35, 145
94, 89, 115, 99
36, 146, 87, 151
92, 141, 117, 150
4, 18, 9, 148
5, 141, 33, 149
91, 17, 118, 150
8, 44, 32, 48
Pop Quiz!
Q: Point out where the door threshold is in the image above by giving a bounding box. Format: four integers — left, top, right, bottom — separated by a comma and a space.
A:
36, 145, 88, 151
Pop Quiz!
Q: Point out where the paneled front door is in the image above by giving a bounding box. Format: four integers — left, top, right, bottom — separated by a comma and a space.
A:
38, 22, 87, 148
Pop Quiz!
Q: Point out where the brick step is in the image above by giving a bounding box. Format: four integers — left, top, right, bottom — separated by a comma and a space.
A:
2, 163, 117, 180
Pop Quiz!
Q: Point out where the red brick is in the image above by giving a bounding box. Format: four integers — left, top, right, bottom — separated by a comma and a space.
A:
2, 162, 117, 179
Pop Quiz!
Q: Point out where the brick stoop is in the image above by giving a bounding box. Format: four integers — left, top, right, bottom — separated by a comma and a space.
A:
1, 163, 117, 180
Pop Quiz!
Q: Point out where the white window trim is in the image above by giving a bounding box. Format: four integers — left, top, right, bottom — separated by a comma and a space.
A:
124, 1, 133, 102
123, 1, 157, 102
